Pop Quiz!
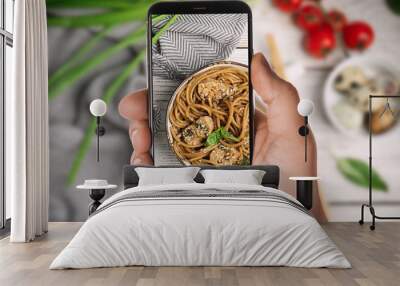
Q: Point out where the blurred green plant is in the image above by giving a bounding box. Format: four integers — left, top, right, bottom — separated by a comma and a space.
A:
49, 25, 146, 99
47, 7, 149, 28
336, 157, 388, 192
46, 0, 144, 9
46, 0, 173, 184
387, 0, 400, 15
49, 26, 114, 87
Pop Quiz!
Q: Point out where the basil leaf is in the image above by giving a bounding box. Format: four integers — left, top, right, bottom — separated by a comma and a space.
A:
205, 127, 240, 147
336, 157, 388, 192
220, 128, 240, 142
387, 0, 400, 15
205, 128, 222, 147
240, 157, 250, 165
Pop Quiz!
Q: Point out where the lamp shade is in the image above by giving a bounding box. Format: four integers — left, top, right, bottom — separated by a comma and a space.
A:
90, 99, 107, 117
297, 99, 314, 117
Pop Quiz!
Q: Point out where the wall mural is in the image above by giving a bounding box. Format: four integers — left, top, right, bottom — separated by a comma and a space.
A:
47, 0, 400, 221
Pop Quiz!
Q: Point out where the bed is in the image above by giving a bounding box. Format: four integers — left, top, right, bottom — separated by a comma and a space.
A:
50, 165, 350, 269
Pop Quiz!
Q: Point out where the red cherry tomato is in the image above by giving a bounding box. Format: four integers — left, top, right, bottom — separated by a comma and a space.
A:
326, 10, 347, 32
294, 4, 324, 31
273, 0, 303, 13
343, 21, 374, 51
304, 23, 336, 58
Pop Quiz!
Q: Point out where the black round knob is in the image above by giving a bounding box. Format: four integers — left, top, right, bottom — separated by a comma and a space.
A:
298, 126, 309, 136
96, 126, 106, 136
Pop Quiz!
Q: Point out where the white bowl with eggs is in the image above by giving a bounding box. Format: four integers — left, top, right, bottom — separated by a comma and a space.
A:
323, 56, 400, 137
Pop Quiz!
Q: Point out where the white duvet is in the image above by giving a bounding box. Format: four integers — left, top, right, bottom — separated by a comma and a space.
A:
50, 183, 350, 269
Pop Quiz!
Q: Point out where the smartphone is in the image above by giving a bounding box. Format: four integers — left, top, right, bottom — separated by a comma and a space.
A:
147, 1, 253, 166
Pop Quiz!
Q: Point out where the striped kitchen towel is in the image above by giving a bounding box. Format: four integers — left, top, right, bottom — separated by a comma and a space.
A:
152, 14, 247, 80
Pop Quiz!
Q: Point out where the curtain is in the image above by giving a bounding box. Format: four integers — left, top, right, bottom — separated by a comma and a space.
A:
7, 0, 49, 242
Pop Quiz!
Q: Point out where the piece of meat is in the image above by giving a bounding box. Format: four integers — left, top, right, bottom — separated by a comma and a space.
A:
194, 116, 214, 138
182, 116, 214, 146
197, 78, 236, 104
182, 125, 201, 146
209, 144, 241, 165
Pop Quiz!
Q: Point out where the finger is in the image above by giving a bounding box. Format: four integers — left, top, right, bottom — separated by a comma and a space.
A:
254, 108, 267, 131
253, 108, 268, 161
251, 53, 303, 132
131, 152, 153, 165
129, 121, 151, 154
118, 89, 148, 122
129, 118, 149, 132
251, 53, 297, 105
120, 89, 152, 160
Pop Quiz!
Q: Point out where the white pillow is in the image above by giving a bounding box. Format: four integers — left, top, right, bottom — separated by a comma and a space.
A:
136, 167, 200, 186
200, 169, 266, 185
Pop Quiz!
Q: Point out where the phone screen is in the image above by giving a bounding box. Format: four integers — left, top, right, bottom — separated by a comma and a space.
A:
149, 13, 252, 166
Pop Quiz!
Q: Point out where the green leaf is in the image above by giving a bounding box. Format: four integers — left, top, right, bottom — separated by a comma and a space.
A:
49, 26, 113, 87
152, 15, 178, 45
46, 0, 140, 9
205, 128, 223, 147
220, 128, 240, 142
336, 157, 388, 192
205, 127, 240, 147
67, 50, 146, 185
49, 25, 146, 100
48, 15, 166, 96
387, 0, 400, 15
240, 157, 250, 165
47, 6, 149, 28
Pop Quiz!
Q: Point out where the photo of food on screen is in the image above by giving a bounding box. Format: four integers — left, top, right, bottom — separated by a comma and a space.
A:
150, 14, 250, 166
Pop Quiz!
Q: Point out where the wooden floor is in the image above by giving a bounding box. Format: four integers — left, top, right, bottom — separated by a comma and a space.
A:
0, 222, 399, 286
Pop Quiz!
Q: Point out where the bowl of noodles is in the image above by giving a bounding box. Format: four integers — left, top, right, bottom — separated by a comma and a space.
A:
166, 61, 251, 166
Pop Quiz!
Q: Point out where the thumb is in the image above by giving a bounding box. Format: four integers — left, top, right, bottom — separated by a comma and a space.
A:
251, 53, 303, 132
251, 53, 297, 105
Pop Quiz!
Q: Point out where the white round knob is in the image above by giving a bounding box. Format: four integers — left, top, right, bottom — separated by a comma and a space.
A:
297, 99, 314, 117
90, 99, 107, 117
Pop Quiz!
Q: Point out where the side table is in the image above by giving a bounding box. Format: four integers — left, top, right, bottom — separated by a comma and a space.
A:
289, 177, 319, 210
77, 180, 117, 215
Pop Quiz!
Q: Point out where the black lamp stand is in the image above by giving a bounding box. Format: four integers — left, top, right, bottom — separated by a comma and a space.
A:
296, 180, 313, 210
95, 116, 106, 162
298, 116, 310, 162
89, 189, 105, 215
359, 95, 400, 230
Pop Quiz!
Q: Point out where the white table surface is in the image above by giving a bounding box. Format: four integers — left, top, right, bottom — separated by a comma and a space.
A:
252, 0, 400, 221
289, 177, 320, 181
76, 185, 117, 190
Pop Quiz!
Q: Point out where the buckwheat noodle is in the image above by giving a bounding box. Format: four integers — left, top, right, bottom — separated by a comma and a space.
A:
168, 64, 250, 165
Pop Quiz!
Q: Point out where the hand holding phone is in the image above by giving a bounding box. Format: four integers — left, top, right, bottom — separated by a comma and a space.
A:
119, 53, 314, 170
119, 53, 325, 219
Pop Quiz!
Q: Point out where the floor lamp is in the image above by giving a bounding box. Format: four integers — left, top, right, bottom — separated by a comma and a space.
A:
359, 95, 400, 230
